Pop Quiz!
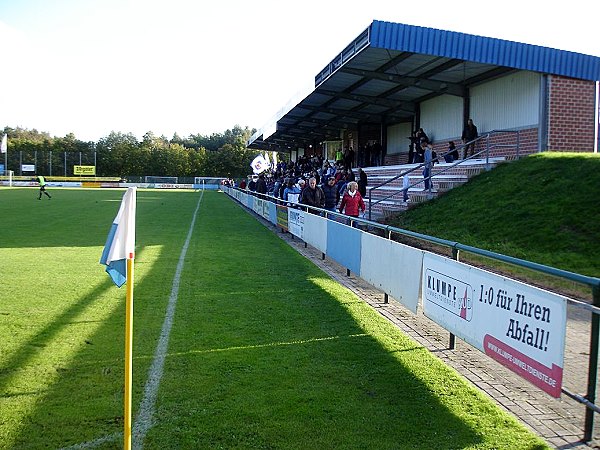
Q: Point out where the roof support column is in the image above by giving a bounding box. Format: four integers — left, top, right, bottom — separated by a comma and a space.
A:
539, 74, 549, 152
463, 92, 470, 126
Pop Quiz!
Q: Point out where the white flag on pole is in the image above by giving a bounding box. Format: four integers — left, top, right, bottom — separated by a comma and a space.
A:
0, 134, 7, 154
251, 154, 270, 174
99, 187, 137, 287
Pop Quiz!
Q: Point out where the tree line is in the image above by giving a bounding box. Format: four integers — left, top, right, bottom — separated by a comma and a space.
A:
1, 125, 265, 178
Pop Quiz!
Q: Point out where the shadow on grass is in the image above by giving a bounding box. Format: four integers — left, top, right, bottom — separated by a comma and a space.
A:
0, 275, 125, 448
6, 192, 546, 449
1, 190, 200, 448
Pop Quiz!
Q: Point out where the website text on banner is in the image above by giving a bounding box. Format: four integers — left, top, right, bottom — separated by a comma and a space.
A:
422, 253, 567, 398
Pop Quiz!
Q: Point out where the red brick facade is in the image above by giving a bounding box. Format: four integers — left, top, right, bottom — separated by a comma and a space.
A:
547, 75, 597, 152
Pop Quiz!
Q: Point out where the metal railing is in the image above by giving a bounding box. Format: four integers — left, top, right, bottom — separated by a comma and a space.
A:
235, 186, 600, 442
367, 130, 521, 220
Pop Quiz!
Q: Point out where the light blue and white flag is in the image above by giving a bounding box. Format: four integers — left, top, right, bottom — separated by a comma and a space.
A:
100, 187, 136, 287
0, 134, 7, 153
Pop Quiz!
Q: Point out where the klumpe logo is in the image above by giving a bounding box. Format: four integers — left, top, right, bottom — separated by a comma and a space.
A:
425, 269, 473, 321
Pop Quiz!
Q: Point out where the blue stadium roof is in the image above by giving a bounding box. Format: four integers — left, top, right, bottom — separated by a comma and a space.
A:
368, 20, 600, 82
249, 20, 600, 150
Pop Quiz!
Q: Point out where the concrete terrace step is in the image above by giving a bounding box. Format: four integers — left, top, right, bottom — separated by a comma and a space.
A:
363, 156, 505, 176
362, 157, 506, 219
367, 175, 468, 191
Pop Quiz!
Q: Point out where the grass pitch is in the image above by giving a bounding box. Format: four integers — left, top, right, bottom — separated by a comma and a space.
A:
0, 187, 547, 449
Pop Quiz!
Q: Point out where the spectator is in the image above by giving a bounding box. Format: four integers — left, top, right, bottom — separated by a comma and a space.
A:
339, 181, 366, 224
248, 176, 257, 192
239, 178, 247, 190
297, 178, 306, 195
321, 176, 340, 213
271, 176, 282, 198
334, 168, 346, 185
357, 167, 368, 197
324, 161, 336, 178
278, 178, 287, 199
311, 170, 320, 186
301, 177, 325, 214
371, 140, 382, 166
346, 168, 356, 182
423, 143, 437, 193
283, 179, 301, 205
364, 142, 372, 167
255, 174, 267, 195
462, 118, 478, 159
357, 144, 366, 168
446, 141, 459, 162
407, 130, 418, 164
416, 128, 429, 144
335, 148, 344, 165
344, 146, 355, 169
414, 137, 426, 163
402, 173, 410, 205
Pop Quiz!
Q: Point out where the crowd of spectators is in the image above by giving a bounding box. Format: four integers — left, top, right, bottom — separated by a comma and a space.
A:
234, 119, 479, 213
244, 154, 366, 217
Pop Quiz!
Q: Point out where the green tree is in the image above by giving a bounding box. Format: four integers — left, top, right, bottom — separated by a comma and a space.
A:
96, 132, 140, 177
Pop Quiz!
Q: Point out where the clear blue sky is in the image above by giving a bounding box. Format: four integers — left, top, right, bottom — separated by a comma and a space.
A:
1, 0, 598, 142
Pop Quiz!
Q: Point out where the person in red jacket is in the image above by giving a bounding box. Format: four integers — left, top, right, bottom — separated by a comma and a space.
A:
339, 181, 365, 225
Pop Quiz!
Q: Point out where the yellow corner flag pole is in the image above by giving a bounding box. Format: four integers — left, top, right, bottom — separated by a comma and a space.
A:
124, 254, 134, 450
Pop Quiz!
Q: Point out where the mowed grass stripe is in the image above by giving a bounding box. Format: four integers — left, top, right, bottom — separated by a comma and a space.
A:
0, 188, 200, 449
141, 193, 548, 450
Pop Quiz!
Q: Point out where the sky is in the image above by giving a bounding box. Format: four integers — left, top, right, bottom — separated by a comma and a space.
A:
1, 0, 599, 143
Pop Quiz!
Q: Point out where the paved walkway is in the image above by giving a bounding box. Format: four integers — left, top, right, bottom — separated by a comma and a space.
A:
264, 220, 599, 449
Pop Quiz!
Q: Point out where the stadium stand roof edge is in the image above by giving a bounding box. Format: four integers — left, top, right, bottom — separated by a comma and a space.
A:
248, 20, 600, 151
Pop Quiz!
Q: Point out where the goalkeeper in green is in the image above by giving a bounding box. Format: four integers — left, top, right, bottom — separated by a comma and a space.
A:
36, 174, 52, 200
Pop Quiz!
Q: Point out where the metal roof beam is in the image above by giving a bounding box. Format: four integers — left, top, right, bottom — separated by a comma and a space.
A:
284, 114, 348, 129
340, 67, 466, 96
299, 104, 385, 121
315, 88, 415, 111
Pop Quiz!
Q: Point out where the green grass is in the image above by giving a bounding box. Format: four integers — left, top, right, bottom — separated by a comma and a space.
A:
386, 153, 600, 295
0, 187, 547, 449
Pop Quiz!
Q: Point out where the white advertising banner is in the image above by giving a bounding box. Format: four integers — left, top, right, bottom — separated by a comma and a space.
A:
288, 209, 305, 240
422, 253, 567, 397
360, 233, 423, 313
153, 183, 193, 189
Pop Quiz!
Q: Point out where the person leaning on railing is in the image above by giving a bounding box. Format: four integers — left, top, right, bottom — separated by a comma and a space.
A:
321, 176, 340, 213
300, 177, 325, 214
339, 181, 365, 223
283, 179, 301, 206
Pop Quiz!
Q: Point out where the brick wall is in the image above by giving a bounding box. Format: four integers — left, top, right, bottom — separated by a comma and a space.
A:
547, 75, 597, 152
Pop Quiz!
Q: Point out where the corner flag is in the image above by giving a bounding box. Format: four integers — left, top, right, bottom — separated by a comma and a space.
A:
100, 187, 136, 287
99, 187, 137, 450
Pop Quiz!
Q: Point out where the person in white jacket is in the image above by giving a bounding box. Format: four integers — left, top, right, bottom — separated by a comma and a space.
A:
402, 174, 410, 205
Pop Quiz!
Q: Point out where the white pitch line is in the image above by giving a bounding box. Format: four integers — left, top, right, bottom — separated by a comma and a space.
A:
131, 190, 204, 449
